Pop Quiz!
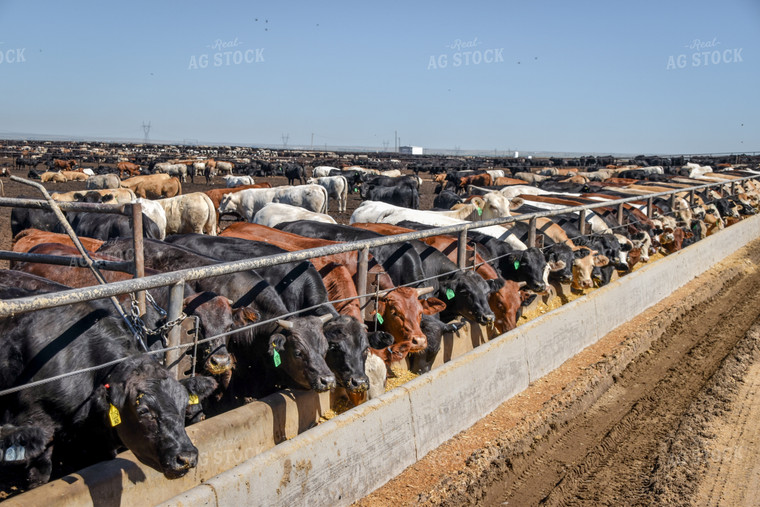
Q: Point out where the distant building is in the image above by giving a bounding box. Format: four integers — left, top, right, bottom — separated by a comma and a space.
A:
399, 145, 423, 155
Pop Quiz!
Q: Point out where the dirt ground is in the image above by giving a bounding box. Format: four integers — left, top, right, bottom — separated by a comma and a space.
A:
357, 237, 760, 506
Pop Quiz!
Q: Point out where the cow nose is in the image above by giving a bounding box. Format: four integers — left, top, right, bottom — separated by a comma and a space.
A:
316, 375, 336, 392
175, 450, 198, 470
411, 336, 427, 349
533, 282, 547, 292
478, 313, 495, 325
348, 376, 369, 392
206, 352, 232, 374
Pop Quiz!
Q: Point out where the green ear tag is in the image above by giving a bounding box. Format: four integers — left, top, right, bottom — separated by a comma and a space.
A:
476, 206, 482, 216
514, 260, 520, 270
376, 313, 384, 325
446, 288, 455, 300
273, 349, 282, 367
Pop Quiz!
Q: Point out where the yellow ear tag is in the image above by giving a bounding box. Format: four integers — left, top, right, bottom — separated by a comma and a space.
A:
109, 404, 122, 427
188, 394, 200, 405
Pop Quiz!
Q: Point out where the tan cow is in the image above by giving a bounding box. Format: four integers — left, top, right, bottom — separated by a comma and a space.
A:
158, 192, 216, 236
51, 188, 137, 203
61, 170, 88, 181
123, 174, 181, 199
41, 171, 66, 183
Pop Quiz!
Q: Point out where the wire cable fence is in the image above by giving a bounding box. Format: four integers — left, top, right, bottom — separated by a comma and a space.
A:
0, 174, 758, 398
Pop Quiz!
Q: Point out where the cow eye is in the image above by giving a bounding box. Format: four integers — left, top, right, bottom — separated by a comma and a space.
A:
293, 349, 303, 359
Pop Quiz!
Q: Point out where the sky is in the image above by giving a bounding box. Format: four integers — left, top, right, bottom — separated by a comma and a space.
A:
0, 0, 758, 155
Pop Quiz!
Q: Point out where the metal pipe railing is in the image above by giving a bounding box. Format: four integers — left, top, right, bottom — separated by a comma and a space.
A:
0, 174, 756, 319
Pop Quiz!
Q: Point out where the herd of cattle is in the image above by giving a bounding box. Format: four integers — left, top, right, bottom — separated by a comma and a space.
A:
1, 151, 760, 497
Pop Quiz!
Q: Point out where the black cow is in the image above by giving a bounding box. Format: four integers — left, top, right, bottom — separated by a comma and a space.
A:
409, 316, 466, 374
282, 163, 306, 185
10, 207, 161, 241
163, 234, 372, 395
362, 175, 420, 191
96, 239, 336, 403
276, 221, 427, 289
433, 189, 463, 210
0, 284, 217, 491
395, 221, 551, 294
362, 185, 419, 209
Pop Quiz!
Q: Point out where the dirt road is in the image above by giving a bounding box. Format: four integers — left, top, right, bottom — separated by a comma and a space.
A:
358, 240, 760, 506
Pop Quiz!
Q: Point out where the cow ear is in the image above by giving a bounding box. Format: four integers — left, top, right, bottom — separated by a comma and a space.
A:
269, 334, 286, 355
509, 197, 524, 210
521, 293, 538, 307
233, 307, 259, 327
100, 193, 114, 203
73, 192, 84, 200
180, 376, 218, 402
535, 234, 545, 249
486, 277, 505, 293
368, 331, 394, 349
593, 255, 610, 267
421, 297, 447, 315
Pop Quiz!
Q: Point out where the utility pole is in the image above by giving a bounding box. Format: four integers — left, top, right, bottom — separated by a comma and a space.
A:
394, 130, 398, 152
311, 133, 314, 149
281, 133, 289, 148
142, 121, 151, 143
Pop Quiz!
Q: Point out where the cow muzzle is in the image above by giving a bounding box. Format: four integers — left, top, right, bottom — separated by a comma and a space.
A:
162, 447, 198, 479
346, 375, 369, 393
312, 374, 337, 392
205, 351, 233, 375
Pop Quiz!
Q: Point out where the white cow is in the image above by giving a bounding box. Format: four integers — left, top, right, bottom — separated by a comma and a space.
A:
365, 353, 387, 400
307, 175, 348, 213
379, 169, 401, 178
154, 162, 188, 182
485, 169, 506, 180
86, 174, 121, 190
349, 200, 528, 250
224, 175, 255, 188
81, 168, 95, 176
218, 184, 329, 222
313, 166, 339, 178
134, 198, 168, 240
252, 203, 337, 228
158, 192, 217, 236
216, 161, 234, 175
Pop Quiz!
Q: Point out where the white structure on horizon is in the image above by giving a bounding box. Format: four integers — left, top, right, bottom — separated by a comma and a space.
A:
399, 145, 423, 155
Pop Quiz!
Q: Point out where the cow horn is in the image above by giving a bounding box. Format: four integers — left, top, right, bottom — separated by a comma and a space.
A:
517, 281, 527, 288
276, 319, 294, 330
415, 286, 435, 296
318, 314, 333, 324
226, 298, 234, 306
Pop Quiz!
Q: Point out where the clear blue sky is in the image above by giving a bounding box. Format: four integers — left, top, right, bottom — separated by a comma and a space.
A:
0, 0, 758, 154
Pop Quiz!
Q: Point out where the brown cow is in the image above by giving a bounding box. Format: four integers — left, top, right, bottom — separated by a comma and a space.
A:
53, 159, 77, 171
220, 222, 446, 357
118, 161, 142, 179
13, 229, 104, 257
458, 173, 492, 192
492, 177, 530, 186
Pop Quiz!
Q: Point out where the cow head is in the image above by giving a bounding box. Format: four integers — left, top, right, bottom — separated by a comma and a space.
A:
441, 272, 499, 326
571, 247, 609, 290
502, 247, 549, 293
545, 243, 574, 284
373, 286, 446, 353
409, 316, 467, 374
322, 315, 370, 394
488, 280, 537, 334
100, 358, 217, 479
270, 315, 336, 392
182, 292, 255, 376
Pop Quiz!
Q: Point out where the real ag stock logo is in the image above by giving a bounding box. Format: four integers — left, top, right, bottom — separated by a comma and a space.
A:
666, 37, 743, 70
427, 37, 504, 70
188, 37, 264, 70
